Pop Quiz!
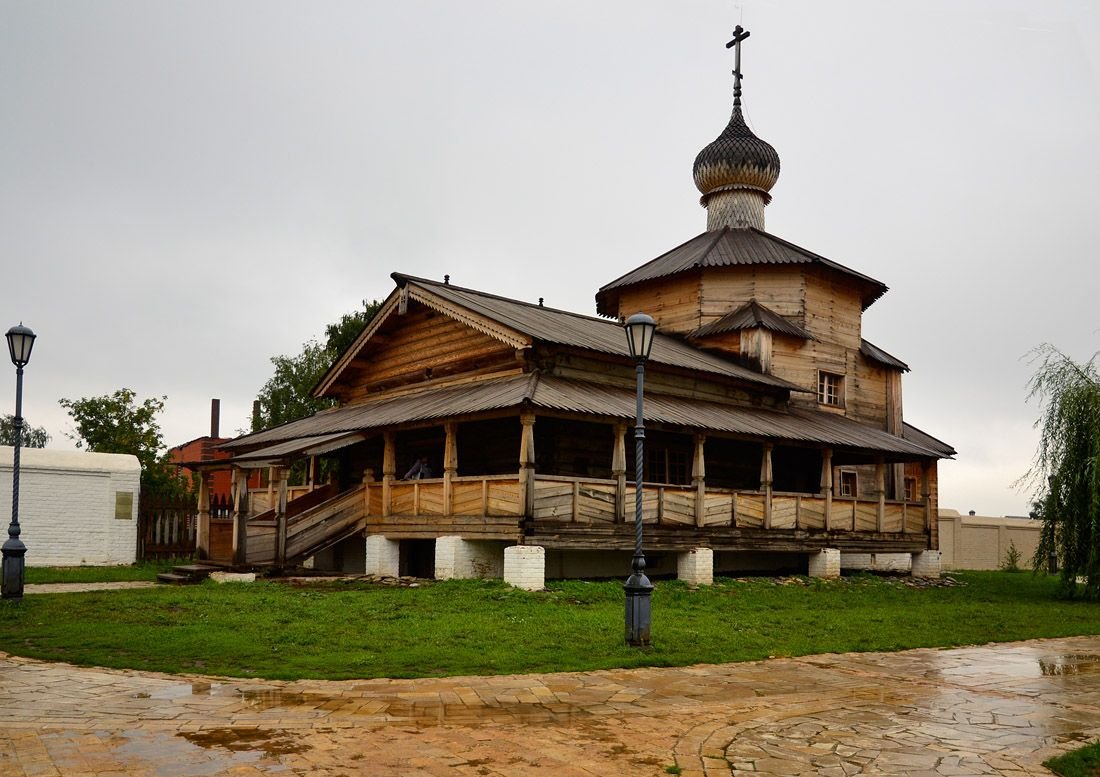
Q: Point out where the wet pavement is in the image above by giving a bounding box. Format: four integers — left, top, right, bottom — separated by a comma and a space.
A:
4, 637, 1100, 776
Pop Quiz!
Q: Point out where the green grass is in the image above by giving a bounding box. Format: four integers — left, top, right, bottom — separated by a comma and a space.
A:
0, 571, 1097, 681
1046, 741, 1100, 776
25, 560, 181, 584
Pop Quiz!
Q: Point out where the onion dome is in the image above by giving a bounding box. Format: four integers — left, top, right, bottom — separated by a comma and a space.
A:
693, 103, 780, 205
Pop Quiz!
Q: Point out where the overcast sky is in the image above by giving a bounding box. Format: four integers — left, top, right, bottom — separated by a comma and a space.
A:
2, 0, 1097, 517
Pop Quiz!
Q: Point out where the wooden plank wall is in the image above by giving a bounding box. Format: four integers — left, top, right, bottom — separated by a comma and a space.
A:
615, 275, 703, 334
338, 303, 520, 404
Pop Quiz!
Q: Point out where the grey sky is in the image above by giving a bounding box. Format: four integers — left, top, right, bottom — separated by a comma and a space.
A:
2, 0, 1097, 516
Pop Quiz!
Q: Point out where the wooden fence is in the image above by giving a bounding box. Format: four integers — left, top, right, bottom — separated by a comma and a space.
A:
138, 493, 197, 559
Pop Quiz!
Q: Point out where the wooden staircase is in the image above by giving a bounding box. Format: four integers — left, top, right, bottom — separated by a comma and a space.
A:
245, 485, 367, 567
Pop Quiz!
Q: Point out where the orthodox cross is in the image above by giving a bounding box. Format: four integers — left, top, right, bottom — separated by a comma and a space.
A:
726, 25, 750, 107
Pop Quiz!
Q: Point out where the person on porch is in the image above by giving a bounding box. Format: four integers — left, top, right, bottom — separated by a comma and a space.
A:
403, 456, 433, 480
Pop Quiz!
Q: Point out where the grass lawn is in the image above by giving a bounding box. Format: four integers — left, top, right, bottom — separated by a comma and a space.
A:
0, 571, 1097, 681
1046, 741, 1100, 776
25, 560, 181, 584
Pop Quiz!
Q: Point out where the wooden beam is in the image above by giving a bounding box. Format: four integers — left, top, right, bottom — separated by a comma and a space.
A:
275, 467, 289, 565
876, 457, 886, 533
196, 470, 211, 560
382, 431, 396, 517
444, 421, 458, 516
761, 443, 774, 530
518, 413, 536, 519
693, 433, 706, 528
612, 423, 627, 524
821, 448, 833, 531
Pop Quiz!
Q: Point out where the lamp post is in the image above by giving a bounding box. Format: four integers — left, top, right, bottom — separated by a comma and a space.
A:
3, 324, 36, 601
623, 312, 656, 646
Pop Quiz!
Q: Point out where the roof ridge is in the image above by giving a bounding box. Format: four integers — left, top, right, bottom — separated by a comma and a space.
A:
394, 272, 621, 327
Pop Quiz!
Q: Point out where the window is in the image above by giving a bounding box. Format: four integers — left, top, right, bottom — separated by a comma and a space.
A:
904, 477, 918, 502
818, 371, 844, 407
645, 447, 690, 485
838, 470, 858, 497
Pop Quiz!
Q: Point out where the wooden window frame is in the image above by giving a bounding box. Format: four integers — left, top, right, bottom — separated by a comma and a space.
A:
904, 476, 918, 502
818, 370, 845, 408
838, 470, 858, 498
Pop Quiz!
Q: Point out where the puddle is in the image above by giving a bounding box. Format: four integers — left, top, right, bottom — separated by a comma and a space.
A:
237, 689, 324, 710
180, 727, 311, 756
147, 682, 225, 700
1039, 655, 1100, 676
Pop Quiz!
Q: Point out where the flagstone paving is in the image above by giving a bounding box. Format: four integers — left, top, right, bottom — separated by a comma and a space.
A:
4, 636, 1100, 775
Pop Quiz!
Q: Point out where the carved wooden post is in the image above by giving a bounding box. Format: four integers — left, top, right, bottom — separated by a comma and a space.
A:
231, 466, 250, 565
196, 469, 211, 559
274, 466, 289, 565
307, 456, 318, 493
821, 449, 833, 531
921, 459, 934, 546
612, 423, 627, 523
382, 431, 395, 517
518, 413, 536, 519
875, 457, 886, 533
693, 434, 706, 528
761, 443, 774, 530
444, 421, 458, 516
362, 467, 375, 516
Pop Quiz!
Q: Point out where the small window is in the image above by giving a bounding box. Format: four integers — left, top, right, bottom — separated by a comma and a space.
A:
818, 371, 844, 407
904, 477, 918, 502
838, 470, 858, 497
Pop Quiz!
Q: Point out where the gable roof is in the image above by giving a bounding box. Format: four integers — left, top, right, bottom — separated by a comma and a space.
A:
691, 299, 814, 340
596, 227, 888, 315
223, 372, 950, 461
314, 273, 802, 398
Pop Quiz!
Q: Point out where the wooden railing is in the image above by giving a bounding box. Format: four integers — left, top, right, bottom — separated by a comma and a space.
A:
362, 474, 929, 534
246, 485, 365, 565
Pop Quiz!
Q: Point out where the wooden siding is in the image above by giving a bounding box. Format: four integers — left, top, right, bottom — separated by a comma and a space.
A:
615, 275, 703, 335
699, 266, 807, 325
336, 302, 520, 404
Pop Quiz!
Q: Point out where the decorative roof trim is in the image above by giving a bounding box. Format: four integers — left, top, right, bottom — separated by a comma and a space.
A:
406, 285, 532, 350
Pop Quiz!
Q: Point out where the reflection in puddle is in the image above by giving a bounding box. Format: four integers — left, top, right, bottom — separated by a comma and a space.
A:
180, 727, 311, 756
237, 689, 322, 710
1039, 655, 1100, 676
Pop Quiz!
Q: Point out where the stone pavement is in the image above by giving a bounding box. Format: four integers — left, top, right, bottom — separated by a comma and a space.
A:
4, 637, 1100, 776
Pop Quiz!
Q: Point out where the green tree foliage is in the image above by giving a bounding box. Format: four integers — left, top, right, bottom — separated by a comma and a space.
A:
59, 388, 186, 498
253, 299, 383, 432
0, 415, 50, 448
1023, 345, 1100, 597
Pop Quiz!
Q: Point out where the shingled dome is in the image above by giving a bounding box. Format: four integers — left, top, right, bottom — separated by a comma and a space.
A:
692, 105, 781, 204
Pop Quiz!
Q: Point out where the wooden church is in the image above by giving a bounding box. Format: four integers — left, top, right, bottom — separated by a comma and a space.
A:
202, 28, 954, 586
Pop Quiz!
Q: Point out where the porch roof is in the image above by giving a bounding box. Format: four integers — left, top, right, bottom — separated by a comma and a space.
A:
224, 372, 951, 461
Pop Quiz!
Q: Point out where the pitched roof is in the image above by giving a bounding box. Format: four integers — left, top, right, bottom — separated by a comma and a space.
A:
691, 299, 814, 340
315, 273, 801, 398
861, 339, 910, 372
902, 422, 956, 458
596, 227, 888, 315
225, 372, 951, 461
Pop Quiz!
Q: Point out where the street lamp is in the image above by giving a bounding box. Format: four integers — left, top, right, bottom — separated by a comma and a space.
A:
623, 312, 656, 646
3, 323, 36, 601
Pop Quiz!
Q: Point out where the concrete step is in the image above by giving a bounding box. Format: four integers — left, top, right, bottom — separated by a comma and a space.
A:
171, 564, 221, 580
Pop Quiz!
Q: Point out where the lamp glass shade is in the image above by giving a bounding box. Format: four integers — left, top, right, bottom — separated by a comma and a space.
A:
6, 324, 36, 368
624, 313, 656, 361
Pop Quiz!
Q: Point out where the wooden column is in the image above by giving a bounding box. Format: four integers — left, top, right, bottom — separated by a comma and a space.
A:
274, 466, 289, 565
693, 434, 707, 528
196, 470, 211, 560
921, 459, 933, 543
231, 466, 250, 565
382, 431, 396, 517
266, 466, 274, 509
307, 456, 318, 493
612, 423, 627, 524
875, 457, 886, 533
362, 468, 375, 517
443, 421, 458, 516
820, 449, 833, 531
761, 443, 774, 530
518, 413, 536, 519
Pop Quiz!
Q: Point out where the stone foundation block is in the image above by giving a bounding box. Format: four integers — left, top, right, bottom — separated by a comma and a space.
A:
435, 536, 504, 580
911, 550, 942, 579
365, 535, 400, 577
808, 548, 841, 579
677, 547, 714, 585
504, 545, 545, 591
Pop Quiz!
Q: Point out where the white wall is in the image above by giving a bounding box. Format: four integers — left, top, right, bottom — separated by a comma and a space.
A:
0, 447, 141, 566
938, 509, 1042, 571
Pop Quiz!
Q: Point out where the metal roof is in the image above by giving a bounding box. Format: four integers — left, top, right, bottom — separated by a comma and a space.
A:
393, 273, 798, 391
224, 372, 949, 461
861, 339, 910, 372
596, 227, 888, 315
902, 422, 956, 458
691, 299, 814, 340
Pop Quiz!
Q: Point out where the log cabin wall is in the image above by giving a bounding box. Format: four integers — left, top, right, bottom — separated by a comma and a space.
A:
331, 301, 522, 404
614, 275, 704, 334
699, 266, 807, 325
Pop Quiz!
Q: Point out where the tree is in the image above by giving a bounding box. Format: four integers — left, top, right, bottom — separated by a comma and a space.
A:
1022, 344, 1100, 597
253, 299, 383, 432
0, 415, 50, 448
59, 388, 187, 497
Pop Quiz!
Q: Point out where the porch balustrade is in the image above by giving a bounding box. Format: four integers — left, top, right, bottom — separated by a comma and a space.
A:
362, 473, 928, 534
